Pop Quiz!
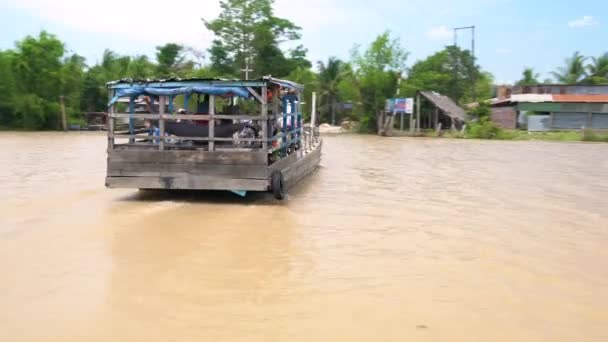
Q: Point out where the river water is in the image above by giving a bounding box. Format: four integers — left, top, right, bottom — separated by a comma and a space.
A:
1, 132, 607, 341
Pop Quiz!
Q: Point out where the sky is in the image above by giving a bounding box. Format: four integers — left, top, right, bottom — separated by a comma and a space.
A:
0, 0, 606, 84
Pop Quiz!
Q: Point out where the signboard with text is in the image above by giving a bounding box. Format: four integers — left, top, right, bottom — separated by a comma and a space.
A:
385, 98, 414, 114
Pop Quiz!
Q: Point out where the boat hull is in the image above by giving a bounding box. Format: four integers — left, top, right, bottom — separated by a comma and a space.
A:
105, 140, 322, 194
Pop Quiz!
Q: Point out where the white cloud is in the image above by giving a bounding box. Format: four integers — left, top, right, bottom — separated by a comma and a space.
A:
275, 0, 360, 33
495, 48, 512, 54
12, 0, 221, 49
8, 0, 362, 63
426, 25, 453, 41
568, 16, 599, 28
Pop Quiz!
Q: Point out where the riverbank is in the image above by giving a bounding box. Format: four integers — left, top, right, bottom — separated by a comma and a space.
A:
3, 124, 608, 143
390, 129, 608, 142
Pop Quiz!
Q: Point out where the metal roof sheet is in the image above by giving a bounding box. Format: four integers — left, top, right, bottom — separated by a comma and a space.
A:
552, 94, 608, 103
509, 94, 554, 103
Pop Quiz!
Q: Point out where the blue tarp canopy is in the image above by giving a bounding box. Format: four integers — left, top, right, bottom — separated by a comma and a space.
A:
108, 86, 250, 107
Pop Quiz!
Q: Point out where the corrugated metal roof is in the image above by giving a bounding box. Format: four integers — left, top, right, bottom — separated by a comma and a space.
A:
510, 94, 553, 103
419, 91, 467, 121
106, 76, 304, 91
552, 94, 608, 103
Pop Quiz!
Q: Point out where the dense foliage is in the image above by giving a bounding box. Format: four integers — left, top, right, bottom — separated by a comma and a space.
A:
1, 0, 606, 131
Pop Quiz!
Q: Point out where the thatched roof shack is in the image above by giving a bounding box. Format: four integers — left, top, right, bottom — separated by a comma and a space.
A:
419, 91, 466, 121
415, 91, 467, 130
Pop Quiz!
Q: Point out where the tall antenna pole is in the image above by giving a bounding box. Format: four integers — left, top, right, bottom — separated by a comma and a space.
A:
454, 25, 477, 99
472, 26, 476, 65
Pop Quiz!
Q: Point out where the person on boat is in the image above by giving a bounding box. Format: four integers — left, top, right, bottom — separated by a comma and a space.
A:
194, 95, 210, 126
141, 96, 160, 114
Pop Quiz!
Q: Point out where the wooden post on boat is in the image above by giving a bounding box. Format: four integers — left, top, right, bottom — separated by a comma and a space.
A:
60, 95, 67, 131
296, 91, 302, 152
159, 96, 166, 151
108, 90, 114, 150
310, 92, 317, 148
209, 95, 215, 152
261, 86, 268, 151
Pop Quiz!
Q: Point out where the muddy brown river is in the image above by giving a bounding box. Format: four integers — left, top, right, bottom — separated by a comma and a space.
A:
1, 132, 607, 341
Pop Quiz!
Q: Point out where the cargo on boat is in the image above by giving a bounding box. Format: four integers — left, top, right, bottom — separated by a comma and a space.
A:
104, 77, 322, 199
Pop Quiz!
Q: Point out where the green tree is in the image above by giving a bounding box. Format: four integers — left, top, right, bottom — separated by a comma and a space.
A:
585, 52, 608, 85
128, 55, 155, 79
60, 53, 86, 121
404, 46, 488, 103
287, 45, 312, 71
204, 0, 306, 78
156, 43, 193, 77
12, 31, 66, 129
317, 57, 346, 125
551, 51, 587, 84
0, 51, 17, 126
81, 66, 107, 112
515, 68, 541, 86
13, 31, 64, 100
208, 40, 237, 76
286, 66, 317, 120
352, 31, 408, 132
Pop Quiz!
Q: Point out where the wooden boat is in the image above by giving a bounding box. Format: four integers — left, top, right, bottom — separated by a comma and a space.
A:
104, 77, 322, 199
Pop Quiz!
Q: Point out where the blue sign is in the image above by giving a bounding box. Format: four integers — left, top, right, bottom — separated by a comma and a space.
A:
385, 98, 414, 114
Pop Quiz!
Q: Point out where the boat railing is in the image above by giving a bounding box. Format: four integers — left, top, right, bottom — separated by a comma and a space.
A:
106, 79, 318, 160
107, 103, 305, 154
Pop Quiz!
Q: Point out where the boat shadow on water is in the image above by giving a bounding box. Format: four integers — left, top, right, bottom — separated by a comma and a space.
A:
117, 189, 277, 205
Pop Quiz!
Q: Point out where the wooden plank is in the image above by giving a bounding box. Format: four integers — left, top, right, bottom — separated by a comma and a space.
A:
282, 141, 322, 189
107, 162, 268, 179
106, 175, 269, 191
107, 169, 267, 179
111, 134, 266, 143
209, 95, 215, 151
110, 113, 265, 121
261, 86, 268, 151
269, 152, 298, 172
159, 96, 166, 151
247, 87, 264, 103
108, 150, 268, 165
108, 90, 115, 151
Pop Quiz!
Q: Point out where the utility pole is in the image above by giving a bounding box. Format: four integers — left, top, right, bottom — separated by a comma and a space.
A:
454, 25, 477, 99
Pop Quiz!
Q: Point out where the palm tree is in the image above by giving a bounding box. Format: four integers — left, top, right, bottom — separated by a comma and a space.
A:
515, 68, 541, 86
585, 52, 608, 84
317, 57, 345, 125
551, 51, 587, 84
